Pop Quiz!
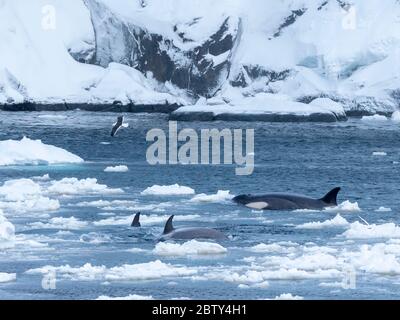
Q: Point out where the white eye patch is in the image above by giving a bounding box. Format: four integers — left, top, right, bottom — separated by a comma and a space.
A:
245, 202, 269, 210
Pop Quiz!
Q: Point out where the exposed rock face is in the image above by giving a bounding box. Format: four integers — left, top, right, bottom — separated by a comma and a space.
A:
84, 0, 241, 98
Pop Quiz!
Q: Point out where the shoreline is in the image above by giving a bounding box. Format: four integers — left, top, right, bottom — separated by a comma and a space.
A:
0, 103, 395, 122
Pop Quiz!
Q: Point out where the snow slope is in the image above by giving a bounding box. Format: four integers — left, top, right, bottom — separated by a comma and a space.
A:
0, 0, 184, 106
1, 0, 399, 116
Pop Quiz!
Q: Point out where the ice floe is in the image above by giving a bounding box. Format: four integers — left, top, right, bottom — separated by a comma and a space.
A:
361, 115, 388, 122
153, 240, 227, 256
190, 190, 234, 203
392, 111, 400, 122
29, 217, 88, 230
248, 243, 296, 254
373, 151, 387, 156
0, 273, 16, 283
325, 200, 361, 213
0, 137, 83, 166
48, 178, 123, 195
273, 293, 304, 300
342, 222, 400, 239
141, 184, 195, 196
0, 209, 15, 247
296, 214, 349, 229
26, 260, 197, 281
375, 207, 392, 212
104, 165, 129, 172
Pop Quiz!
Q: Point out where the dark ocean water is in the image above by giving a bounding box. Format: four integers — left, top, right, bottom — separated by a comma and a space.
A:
0, 111, 400, 300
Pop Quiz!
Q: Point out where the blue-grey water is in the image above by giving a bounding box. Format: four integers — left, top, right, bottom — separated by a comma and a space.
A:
0, 111, 400, 300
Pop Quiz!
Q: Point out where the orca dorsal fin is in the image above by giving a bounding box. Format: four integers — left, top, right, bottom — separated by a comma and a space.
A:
131, 212, 141, 227
320, 187, 341, 205
163, 215, 175, 234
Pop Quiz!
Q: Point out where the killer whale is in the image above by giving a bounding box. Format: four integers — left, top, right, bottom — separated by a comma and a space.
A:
159, 215, 227, 241
233, 187, 341, 211
131, 212, 141, 227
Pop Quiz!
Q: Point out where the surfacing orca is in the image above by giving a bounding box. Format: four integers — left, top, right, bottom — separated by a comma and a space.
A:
159, 215, 227, 241
233, 187, 341, 211
131, 212, 141, 227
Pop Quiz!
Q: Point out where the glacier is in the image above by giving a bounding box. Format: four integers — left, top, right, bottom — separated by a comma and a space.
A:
0, 0, 400, 119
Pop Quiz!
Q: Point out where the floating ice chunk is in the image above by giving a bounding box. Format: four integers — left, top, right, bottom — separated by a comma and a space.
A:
346, 244, 400, 275
30, 217, 88, 230
361, 115, 388, 122
391, 111, 400, 122
375, 207, 392, 212
325, 200, 361, 213
249, 243, 293, 253
27, 260, 197, 281
0, 137, 83, 166
48, 178, 123, 195
141, 184, 195, 196
104, 165, 129, 172
373, 151, 387, 156
0, 179, 42, 202
79, 233, 111, 244
238, 281, 269, 289
343, 221, 400, 239
153, 240, 227, 256
32, 174, 51, 181
0, 179, 60, 213
296, 214, 349, 229
96, 294, 154, 300
274, 293, 304, 300
0, 272, 16, 283
190, 190, 233, 203
0, 209, 15, 245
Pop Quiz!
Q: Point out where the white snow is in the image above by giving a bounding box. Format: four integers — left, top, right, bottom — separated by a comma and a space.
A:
174, 92, 346, 118
0, 137, 83, 166
153, 240, 227, 256
296, 214, 349, 229
141, 184, 195, 196
190, 190, 233, 203
0, 0, 183, 105
104, 165, 129, 172
0, 0, 399, 113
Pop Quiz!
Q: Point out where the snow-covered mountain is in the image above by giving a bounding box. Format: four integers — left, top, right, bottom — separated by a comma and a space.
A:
1, 0, 400, 116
